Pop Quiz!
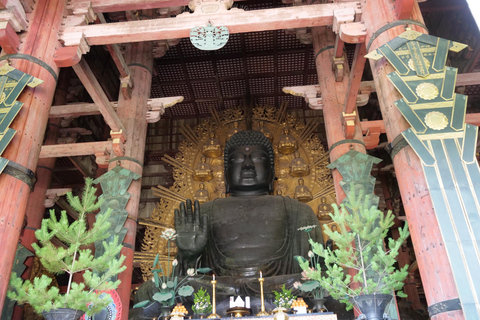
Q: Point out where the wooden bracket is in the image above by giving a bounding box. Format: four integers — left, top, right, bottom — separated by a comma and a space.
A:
342, 111, 356, 139
44, 188, 71, 208
0, 20, 19, 53
146, 96, 184, 123
146, 111, 162, 123
110, 130, 126, 157
188, 0, 234, 14
57, 127, 92, 144
57, 131, 79, 144
282, 85, 323, 109
66, 1, 96, 23
53, 45, 82, 67
332, 8, 355, 34
60, 31, 90, 54
95, 149, 110, 168
284, 82, 376, 110
363, 130, 381, 150
158, 6, 184, 18
360, 120, 386, 149
339, 22, 367, 43
0, 4, 27, 32
120, 75, 133, 100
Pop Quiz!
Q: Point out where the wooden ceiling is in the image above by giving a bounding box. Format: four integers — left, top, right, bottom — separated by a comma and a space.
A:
49, 0, 480, 193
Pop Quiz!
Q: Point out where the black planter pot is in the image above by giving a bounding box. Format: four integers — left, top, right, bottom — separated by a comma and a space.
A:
42, 308, 85, 320
350, 294, 393, 320
310, 298, 327, 312
158, 305, 173, 319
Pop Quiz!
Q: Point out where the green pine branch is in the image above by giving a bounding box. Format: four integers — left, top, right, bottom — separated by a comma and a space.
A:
297, 183, 410, 310
8, 178, 126, 316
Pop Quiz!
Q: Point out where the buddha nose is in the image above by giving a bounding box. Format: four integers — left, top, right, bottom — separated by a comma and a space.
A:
242, 154, 254, 169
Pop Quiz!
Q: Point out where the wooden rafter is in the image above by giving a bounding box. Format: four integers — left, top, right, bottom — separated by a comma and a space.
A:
77, 0, 207, 13
39, 141, 113, 158
72, 58, 126, 132
61, 2, 362, 46
343, 43, 367, 113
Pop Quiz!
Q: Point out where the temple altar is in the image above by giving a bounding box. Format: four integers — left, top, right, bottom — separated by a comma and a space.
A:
196, 313, 338, 320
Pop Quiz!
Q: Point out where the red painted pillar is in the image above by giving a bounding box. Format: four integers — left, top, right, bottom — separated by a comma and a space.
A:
107, 41, 153, 319
361, 1, 463, 319
0, 0, 64, 313
312, 26, 366, 203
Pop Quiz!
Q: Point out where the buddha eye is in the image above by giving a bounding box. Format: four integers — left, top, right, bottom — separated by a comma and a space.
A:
229, 153, 244, 163
251, 151, 267, 161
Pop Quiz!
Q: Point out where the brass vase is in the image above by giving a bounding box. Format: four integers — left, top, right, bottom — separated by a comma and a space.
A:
272, 307, 289, 320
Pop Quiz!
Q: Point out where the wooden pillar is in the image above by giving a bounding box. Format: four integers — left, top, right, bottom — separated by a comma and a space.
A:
11, 69, 71, 320
107, 41, 153, 319
361, 1, 463, 319
378, 166, 424, 313
0, 0, 64, 313
312, 26, 366, 202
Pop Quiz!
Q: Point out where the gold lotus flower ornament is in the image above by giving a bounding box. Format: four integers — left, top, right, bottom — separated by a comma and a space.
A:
416, 82, 439, 100
408, 58, 430, 72
425, 111, 449, 130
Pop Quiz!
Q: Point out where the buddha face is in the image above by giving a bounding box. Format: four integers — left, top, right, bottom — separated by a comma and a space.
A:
225, 145, 273, 195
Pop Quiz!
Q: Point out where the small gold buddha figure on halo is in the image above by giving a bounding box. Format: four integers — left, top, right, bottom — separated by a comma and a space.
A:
257, 120, 273, 143
227, 121, 241, 140
317, 196, 333, 221
193, 157, 213, 182
278, 126, 298, 154
194, 183, 210, 204
202, 132, 222, 158
289, 151, 309, 177
294, 178, 312, 203
213, 170, 226, 196
326, 224, 340, 251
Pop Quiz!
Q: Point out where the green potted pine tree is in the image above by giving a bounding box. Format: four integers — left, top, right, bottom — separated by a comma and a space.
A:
296, 186, 410, 320
192, 288, 212, 318
8, 178, 126, 320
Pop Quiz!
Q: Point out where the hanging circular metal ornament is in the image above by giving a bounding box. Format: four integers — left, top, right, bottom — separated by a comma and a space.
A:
190, 22, 230, 50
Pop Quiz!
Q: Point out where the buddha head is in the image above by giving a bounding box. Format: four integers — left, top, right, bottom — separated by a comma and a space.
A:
224, 130, 275, 196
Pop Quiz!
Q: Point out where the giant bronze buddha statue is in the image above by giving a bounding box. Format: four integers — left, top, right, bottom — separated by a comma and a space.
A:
175, 131, 322, 285
134, 131, 323, 312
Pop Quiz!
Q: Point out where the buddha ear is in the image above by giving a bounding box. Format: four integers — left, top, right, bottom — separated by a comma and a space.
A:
269, 176, 275, 193
225, 181, 230, 194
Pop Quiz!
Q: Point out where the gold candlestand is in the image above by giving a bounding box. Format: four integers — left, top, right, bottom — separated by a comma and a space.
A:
256, 277, 269, 316
207, 279, 221, 319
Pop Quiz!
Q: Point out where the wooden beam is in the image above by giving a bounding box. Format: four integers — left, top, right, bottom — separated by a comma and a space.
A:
97, 13, 131, 78
61, 2, 362, 46
49, 96, 183, 118
39, 141, 112, 158
72, 58, 126, 132
457, 72, 480, 86
344, 43, 367, 113
79, 0, 244, 13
